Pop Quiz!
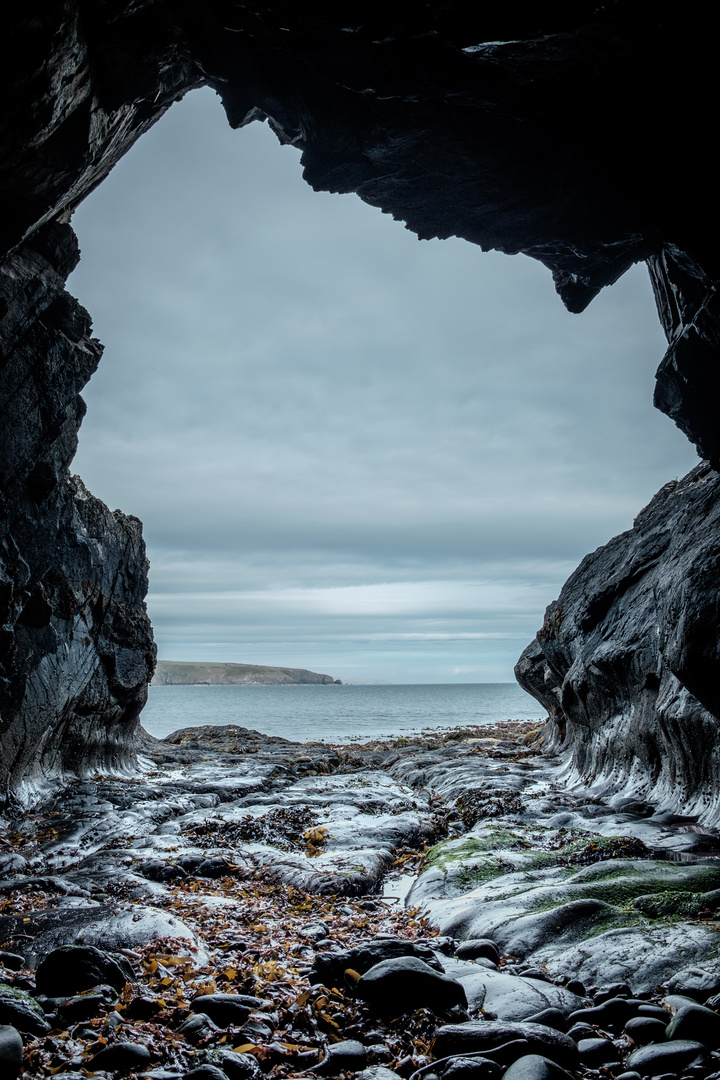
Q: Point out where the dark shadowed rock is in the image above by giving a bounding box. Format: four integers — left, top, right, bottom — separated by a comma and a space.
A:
356, 957, 467, 1018
502, 1054, 575, 1080
624, 1016, 668, 1045
665, 1004, 720, 1048
184, 1068, 229, 1080
35, 945, 134, 996
433, 1023, 578, 1068
88, 1040, 152, 1072
317, 1040, 368, 1073
577, 1037, 617, 1066
626, 1039, 708, 1075
312, 938, 443, 987
441, 1057, 502, 1080
189, 994, 250, 1027
0, 1025, 23, 1079
455, 940, 500, 964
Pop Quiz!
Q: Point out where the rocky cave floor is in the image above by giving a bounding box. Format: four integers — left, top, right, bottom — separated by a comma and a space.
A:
3, 722, 720, 1080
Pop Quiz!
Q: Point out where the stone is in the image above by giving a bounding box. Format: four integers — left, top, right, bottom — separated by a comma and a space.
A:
667, 968, 720, 1002
577, 1037, 617, 1066
189, 994, 250, 1027
178, 1012, 221, 1043
455, 940, 500, 964
524, 1009, 567, 1032
312, 938, 443, 987
0, 1025, 23, 1080
441, 1058, 502, 1080
433, 1023, 578, 1069
567, 996, 635, 1031
665, 1004, 720, 1048
317, 1040, 368, 1073
502, 1054, 575, 1080
35, 945, 134, 996
0, 983, 51, 1035
184, 1069, 228, 1080
88, 1041, 152, 1072
58, 984, 118, 1022
624, 1016, 668, 1045
566, 1024, 596, 1043
356, 957, 467, 1018
637, 1005, 671, 1021
625, 1040, 708, 1076
202, 1050, 261, 1080
595, 983, 631, 1002
357, 1069, 399, 1080
0, 954, 24, 971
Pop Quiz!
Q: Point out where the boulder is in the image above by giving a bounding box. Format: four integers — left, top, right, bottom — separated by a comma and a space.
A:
356, 957, 467, 1018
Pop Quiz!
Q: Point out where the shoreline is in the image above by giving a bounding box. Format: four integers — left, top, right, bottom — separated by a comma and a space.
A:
2, 720, 720, 1078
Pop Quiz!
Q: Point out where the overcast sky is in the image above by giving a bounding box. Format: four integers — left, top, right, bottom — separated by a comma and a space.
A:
68, 87, 698, 683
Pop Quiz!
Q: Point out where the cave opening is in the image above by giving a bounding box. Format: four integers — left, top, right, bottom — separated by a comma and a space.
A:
68, 87, 696, 690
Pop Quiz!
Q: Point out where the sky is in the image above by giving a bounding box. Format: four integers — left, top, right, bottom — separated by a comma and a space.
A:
68, 87, 698, 684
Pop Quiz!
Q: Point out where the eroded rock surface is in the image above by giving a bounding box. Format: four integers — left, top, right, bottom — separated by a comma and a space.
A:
516, 463, 720, 825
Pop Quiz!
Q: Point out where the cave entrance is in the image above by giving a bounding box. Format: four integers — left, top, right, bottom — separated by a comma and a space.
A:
68, 87, 696, 688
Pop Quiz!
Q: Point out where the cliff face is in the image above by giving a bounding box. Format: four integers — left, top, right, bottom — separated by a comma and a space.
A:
516, 463, 720, 822
1, 4, 719, 806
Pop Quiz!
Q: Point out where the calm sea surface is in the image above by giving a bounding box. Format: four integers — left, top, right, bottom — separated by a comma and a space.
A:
140, 682, 546, 744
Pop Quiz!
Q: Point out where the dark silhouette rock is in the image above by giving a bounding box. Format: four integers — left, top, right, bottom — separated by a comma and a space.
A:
626, 1039, 707, 1076
501, 1054, 575, 1080
356, 956, 467, 1018
189, 993, 251, 1027
35, 945, 134, 996
517, 464, 720, 825
665, 1004, 720, 1048
87, 1040, 151, 1073
433, 1022, 578, 1068
0, 1025, 23, 1080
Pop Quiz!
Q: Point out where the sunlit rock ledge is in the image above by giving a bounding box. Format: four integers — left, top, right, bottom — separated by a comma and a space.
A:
517, 462, 720, 825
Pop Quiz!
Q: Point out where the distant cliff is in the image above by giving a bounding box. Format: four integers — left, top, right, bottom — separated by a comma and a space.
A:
152, 661, 341, 686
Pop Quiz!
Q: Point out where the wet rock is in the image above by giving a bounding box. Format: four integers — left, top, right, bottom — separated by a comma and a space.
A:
35, 944, 133, 996
567, 996, 635, 1031
357, 1069, 399, 1080
624, 1016, 668, 1045
637, 1004, 671, 1021
577, 1037, 617, 1066
566, 1024, 597, 1043
626, 1039, 708, 1075
178, 1012, 221, 1043
667, 968, 720, 1001
0, 983, 51, 1035
433, 1022, 579, 1068
58, 984, 118, 1022
312, 937, 442, 987
184, 1068, 228, 1080
189, 994, 250, 1027
665, 1003, 720, 1047
317, 1039, 368, 1073
440, 1058, 502, 1080
595, 983, 631, 1002
88, 1040, 152, 1072
614, 1073, 642, 1080
356, 957, 467, 1018
455, 940, 500, 964
502, 1054, 575, 1080
202, 1049, 261, 1079
0, 953, 24, 971
0, 1025, 23, 1080
440, 963, 581, 1020
524, 1009, 567, 1032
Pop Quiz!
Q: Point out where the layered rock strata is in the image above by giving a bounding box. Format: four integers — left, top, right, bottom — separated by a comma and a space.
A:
516, 463, 720, 823
1, 4, 719, 796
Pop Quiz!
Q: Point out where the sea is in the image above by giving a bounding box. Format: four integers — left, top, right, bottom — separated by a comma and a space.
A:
140, 682, 546, 744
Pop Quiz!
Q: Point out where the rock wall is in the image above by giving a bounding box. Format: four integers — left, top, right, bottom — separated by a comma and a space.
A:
1, 4, 719, 805
516, 463, 720, 823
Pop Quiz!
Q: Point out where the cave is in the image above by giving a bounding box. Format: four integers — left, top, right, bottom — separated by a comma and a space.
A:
2, 4, 720, 817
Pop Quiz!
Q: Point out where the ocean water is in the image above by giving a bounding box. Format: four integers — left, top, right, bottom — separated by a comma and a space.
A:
140, 682, 546, 744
